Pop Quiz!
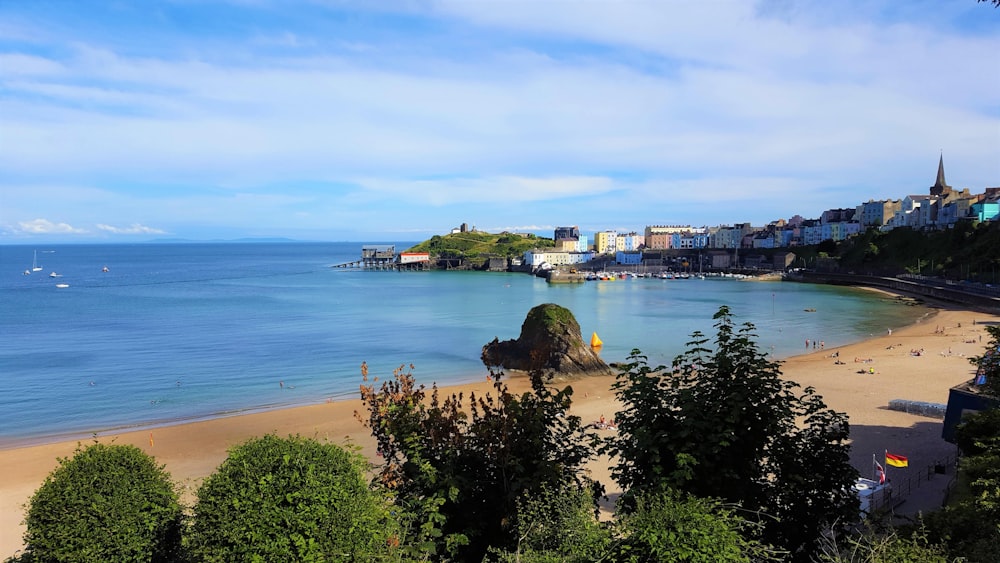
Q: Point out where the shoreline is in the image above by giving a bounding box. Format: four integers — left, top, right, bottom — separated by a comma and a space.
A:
0, 285, 932, 453
3, 298, 997, 558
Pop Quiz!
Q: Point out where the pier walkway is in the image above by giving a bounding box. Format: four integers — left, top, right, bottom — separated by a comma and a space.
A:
332, 245, 430, 271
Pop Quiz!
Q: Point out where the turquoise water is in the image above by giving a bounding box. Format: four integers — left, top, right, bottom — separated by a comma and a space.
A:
0, 242, 927, 447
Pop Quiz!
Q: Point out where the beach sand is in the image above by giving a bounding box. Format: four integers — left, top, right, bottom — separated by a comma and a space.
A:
2, 303, 996, 559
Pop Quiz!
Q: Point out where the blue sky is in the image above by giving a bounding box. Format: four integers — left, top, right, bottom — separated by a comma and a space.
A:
1, 1, 998, 243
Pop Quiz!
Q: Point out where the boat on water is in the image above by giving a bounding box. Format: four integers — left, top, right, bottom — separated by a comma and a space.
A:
31, 250, 42, 273
55, 283, 69, 289
49, 272, 61, 278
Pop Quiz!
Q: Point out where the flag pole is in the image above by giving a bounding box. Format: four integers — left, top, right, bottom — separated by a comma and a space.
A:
884, 449, 888, 482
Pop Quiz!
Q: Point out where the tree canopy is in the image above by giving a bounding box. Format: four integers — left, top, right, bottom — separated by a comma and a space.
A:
357, 363, 599, 561
606, 306, 858, 561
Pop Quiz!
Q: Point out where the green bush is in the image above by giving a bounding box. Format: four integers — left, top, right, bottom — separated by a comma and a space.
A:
487, 482, 611, 562
19, 442, 183, 562
187, 435, 396, 562
612, 490, 776, 563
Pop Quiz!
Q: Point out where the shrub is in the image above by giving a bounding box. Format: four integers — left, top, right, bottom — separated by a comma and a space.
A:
187, 434, 395, 562
20, 442, 183, 562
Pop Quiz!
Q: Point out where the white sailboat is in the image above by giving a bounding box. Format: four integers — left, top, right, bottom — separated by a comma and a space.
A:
32, 250, 43, 272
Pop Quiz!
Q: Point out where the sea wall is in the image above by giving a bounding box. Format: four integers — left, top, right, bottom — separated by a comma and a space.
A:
789, 272, 1000, 313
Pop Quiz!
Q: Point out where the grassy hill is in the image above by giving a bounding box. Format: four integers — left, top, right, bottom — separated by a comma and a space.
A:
406, 231, 555, 260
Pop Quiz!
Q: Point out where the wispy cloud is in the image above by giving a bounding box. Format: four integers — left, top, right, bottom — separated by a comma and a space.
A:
96, 223, 167, 235
0, 0, 996, 241
17, 219, 88, 235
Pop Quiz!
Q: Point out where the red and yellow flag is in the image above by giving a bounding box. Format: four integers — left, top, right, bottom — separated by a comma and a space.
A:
885, 452, 908, 468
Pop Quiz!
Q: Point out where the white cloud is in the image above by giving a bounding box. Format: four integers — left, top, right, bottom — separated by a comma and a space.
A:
17, 218, 88, 234
96, 223, 167, 235
0, 0, 996, 241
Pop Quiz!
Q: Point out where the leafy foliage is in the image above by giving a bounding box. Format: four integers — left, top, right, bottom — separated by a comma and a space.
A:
968, 325, 1000, 399
816, 522, 949, 563
357, 362, 599, 561
610, 490, 778, 563
486, 482, 611, 563
19, 442, 183, 563
835, 221, 1000, 280
606, 306, 858, 561
187, 434, 396, 562
406, 231, 554, 260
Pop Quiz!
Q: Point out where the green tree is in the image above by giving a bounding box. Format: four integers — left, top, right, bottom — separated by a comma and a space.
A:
187, 434, 396, 562
18, 442, 182, 563
357, 363, 600, 561
606, 306, 858, 561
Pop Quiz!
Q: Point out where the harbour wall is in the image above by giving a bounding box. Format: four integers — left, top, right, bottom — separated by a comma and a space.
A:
789, 272, 1000, 313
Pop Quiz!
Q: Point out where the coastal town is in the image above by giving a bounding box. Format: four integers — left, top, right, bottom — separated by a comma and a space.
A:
371, 155, 999, 275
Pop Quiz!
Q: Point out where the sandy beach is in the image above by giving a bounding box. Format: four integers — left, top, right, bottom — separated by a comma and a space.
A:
2, 301, 996, 559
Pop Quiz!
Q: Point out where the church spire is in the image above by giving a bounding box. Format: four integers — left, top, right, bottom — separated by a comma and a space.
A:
930, 152, 951, 196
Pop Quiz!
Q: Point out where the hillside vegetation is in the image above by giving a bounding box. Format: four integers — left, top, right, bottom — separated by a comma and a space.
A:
406, 231, 554, 260
831, 221, 1000, 282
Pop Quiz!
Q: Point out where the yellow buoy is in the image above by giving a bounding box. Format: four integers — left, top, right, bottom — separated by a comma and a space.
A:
590, 332, 603, 347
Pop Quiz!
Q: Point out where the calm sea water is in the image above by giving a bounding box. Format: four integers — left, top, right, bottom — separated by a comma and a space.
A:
0, 242, 928, 447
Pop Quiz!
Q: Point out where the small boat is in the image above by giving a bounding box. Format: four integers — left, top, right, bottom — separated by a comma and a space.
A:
804, 308, 816, 312
55, 283, 69, 288
31, 250, 43, 272
49, 272, 61, 278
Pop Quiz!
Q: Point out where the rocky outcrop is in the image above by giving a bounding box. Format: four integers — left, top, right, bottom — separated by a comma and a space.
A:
481, 303, 613, 380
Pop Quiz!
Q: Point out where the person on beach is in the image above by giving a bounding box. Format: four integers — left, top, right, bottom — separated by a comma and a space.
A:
361, 361, 368, 377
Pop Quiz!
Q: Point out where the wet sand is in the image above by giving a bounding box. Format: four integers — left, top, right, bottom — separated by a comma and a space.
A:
2, 302, 996, 558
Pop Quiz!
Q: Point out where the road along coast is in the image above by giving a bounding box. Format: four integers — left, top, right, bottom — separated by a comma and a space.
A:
1, 301, 996, 558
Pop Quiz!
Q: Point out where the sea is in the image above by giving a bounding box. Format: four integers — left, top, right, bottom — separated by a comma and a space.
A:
0, 242, 930, 448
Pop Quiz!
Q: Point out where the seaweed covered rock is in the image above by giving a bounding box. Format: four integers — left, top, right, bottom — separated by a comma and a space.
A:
482, 303, 612, 380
